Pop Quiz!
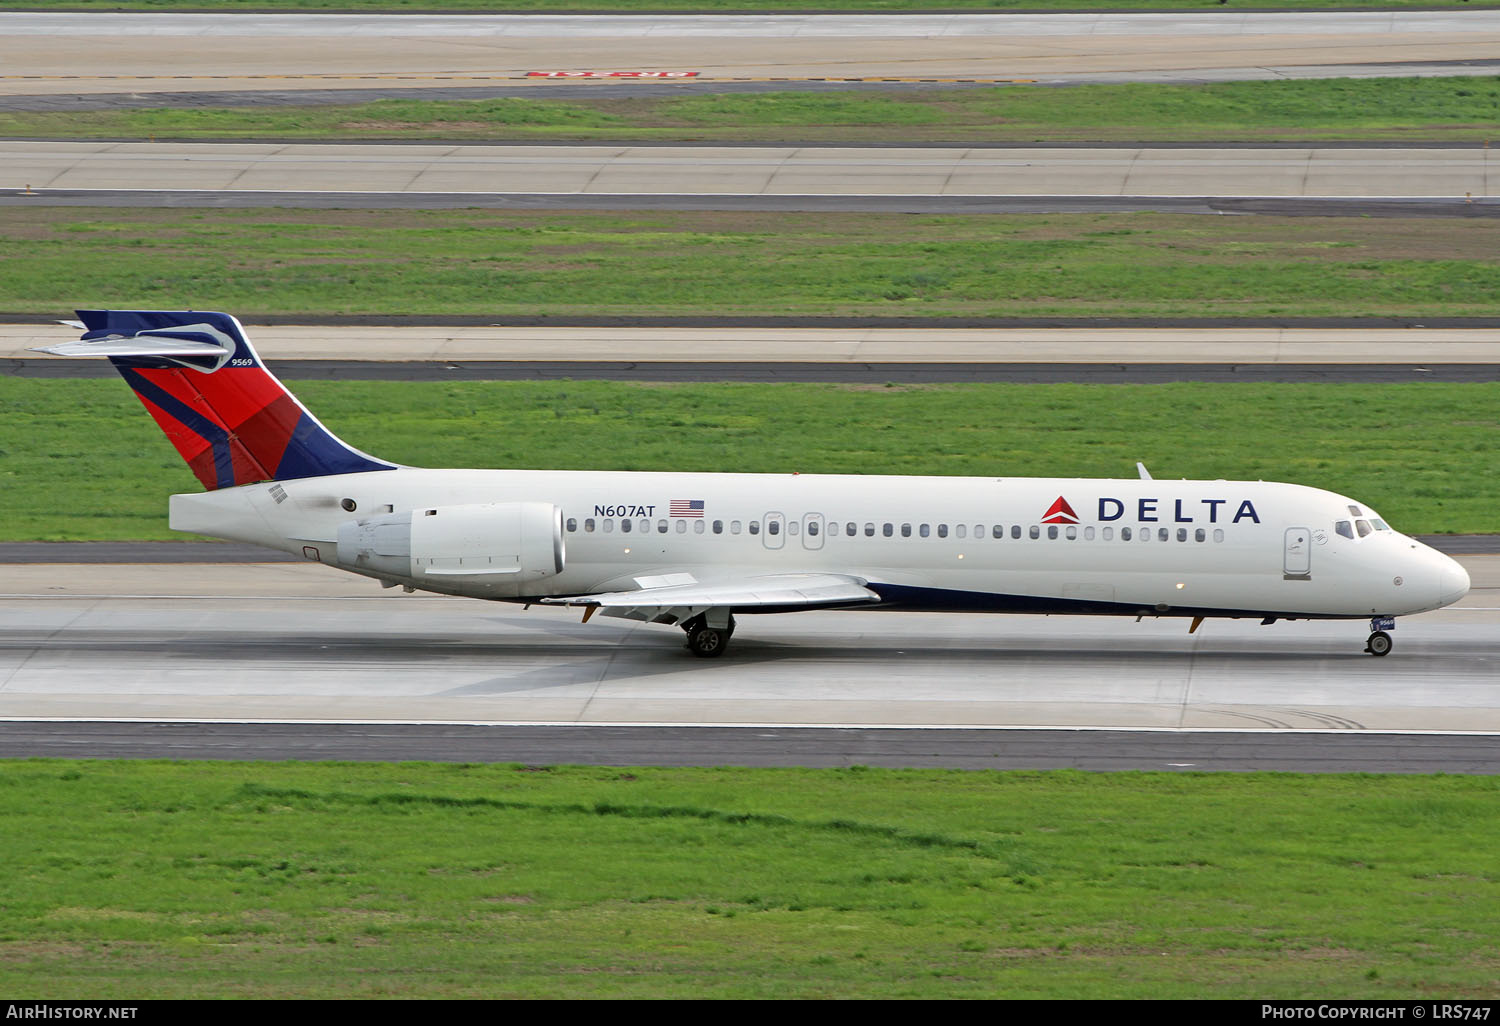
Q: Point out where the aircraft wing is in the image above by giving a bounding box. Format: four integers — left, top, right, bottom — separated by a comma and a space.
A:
541, 572, 880, 623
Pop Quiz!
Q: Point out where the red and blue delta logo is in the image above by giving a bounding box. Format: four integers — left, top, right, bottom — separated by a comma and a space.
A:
1041, 496, 1079, 525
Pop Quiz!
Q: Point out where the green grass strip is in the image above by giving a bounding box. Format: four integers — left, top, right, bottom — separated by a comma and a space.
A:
10, 79, 1498, 143
6, 209, 1500, 320
3, 379, 1495, 539
2, 761, 1497, 998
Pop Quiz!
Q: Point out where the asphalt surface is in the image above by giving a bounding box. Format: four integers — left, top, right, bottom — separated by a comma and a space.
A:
7, 357, 1500, 384
3, 559, 1497, 768
7, 11, 1500, 97
10, 142, 1499, 198
1, 722, 1496, 773
5, 190, 1498, 218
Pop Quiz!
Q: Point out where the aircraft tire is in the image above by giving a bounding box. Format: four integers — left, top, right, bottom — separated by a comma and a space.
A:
687, 625, 730, 658
1365, 631, 1393, 657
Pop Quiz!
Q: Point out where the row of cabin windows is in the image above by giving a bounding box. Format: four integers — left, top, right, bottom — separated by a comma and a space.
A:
563, 517, 1228, 543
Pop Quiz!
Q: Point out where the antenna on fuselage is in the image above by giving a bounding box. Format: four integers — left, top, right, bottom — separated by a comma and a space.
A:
1136, 462, 1153, 481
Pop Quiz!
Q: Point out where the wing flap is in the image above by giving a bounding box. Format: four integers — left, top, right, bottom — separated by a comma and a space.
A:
542, 572, 880, 617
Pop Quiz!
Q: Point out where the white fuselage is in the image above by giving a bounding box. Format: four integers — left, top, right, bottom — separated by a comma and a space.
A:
169, 467, 1470, 621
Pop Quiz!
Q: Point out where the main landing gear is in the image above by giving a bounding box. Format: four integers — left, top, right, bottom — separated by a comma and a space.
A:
1365, 616, 1396, 657
683, 613, 735, 658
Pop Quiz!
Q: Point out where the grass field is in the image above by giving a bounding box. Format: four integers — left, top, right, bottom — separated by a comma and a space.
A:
4, 378, 1495, 539
8, 79, 1500, 143
6, 208, 1500, 320
2, 761, 1496, 998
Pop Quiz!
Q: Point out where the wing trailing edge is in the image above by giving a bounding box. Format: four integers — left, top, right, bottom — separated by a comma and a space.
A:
542, 572, 880, 623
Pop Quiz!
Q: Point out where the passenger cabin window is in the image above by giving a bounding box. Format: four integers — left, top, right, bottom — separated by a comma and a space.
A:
901, 524, 912, 538
992, 525, 1004, 539
603, 519, 614, 533
920, 524, 930, 538
566, 518, 577, 532
731, 520, 742, 535
694, 520, 705, 534
748, 521, 758, 535
864, 523, 875, 537
585, 518, 596, 533
1121, 527, 1132, 540
883, 524, 894, 537
1066, 526, 1077, 540
938, 524, 948, 538
658, 520, 668, 533
713, 520, 724, 534
1029, 525, 1040, 540
1012, 525, 1022, 540
621, 519, 632, 533
1335, 521, 1354, 539
1047, 526, 1058, 540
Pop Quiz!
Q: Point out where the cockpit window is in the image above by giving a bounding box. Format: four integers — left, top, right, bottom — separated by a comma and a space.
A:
1335, 520, 1354, 539
1372, 519, 1391, 531
1348, 505, 1363, 517
1356, 519, 1373, 538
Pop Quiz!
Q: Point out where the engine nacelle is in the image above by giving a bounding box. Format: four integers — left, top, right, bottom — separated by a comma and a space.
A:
336, 502, 565, 584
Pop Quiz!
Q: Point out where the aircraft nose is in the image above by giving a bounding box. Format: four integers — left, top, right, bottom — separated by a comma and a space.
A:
1439, 557, 1470, 608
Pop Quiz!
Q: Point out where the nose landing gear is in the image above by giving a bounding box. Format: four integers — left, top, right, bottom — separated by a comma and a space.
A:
1365, 616, 1396, 657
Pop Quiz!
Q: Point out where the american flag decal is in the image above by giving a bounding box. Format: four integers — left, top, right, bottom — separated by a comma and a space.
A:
670, 499, 705, 517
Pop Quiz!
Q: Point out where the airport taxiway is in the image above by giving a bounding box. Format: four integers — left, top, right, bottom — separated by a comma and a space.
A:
6, 142, 1497, 203
9, 323, 1500, 369
1, 559, 1496, 736
4, 12, 1500, 95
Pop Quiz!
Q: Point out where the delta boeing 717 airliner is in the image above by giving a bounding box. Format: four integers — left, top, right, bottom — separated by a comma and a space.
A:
37, 310, 1470, 658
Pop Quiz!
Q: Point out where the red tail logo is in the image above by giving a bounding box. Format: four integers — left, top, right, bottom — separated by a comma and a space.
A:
1042, 496, 1079, 524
